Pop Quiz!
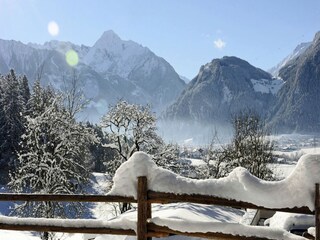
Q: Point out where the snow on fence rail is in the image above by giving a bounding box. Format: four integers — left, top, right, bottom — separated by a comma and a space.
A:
0, 152, 319, 240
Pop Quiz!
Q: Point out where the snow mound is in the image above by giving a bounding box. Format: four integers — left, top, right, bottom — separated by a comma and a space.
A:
109, 152, 320, 211
265, 212, 314, 231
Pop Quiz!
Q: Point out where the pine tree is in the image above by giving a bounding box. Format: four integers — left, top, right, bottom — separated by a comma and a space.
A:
9, 85, 96, 240
19, 75, 31, 112
28, 79, 55, 117
0, 70, 28, 183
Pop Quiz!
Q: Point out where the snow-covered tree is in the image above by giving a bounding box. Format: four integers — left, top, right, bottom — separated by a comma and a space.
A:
27, 79, 55, 118
101, 100, 158, 167
0, 70, 29, 183
101, 100, 183, 213
101, 100, 185, 174
19, 75, 31, 109
9, 85, 96, 240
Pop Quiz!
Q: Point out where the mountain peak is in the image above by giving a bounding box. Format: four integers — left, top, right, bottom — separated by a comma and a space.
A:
313, 31, 320, 45
101, 30, 120, 40
93, 30, 122, 48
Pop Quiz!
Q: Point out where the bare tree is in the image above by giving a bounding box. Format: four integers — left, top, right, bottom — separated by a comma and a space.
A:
220, 111, 274, 180
62, 69, 90, 118
196, 130, 227, 179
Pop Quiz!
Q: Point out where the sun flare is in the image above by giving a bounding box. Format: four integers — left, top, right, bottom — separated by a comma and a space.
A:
47, 21, 59, 37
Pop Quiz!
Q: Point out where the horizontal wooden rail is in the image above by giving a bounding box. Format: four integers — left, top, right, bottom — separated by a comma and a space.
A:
0, 179, 318, 240
0, 193, 136, 203
0, 191, 313, 214
0, 222, 136, 235
148, 191, 314, 215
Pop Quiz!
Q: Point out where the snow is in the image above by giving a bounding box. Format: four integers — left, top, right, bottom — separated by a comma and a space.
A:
268, 163, 297, 180
308, 227, 315, 237
1, 151, 319, 239
110, 152, 320, 211
0, 203, 244, 240
83, 30, 149, 78
264, 212, 314, 231
151, 218, 305, 240
251, 78, 284, 94
269, 42, 311, 77
222, 85, 232, 103
150, 203, 244, 223
240, 209, 258, 225
0, 215, 135, 230
3, 203, 304, 240
0, 230, 39, 240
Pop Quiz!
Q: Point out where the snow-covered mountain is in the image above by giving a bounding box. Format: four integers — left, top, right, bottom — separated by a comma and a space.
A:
83, 30, 149, 78
163, 29, 320, 134
267, 31, 320, 133
0, 31, 186, 122
269, 42, 311, 77
164, 56, 280, 124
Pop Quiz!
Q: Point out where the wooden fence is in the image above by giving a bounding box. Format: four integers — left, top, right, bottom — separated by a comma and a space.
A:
0, 177, 319, 240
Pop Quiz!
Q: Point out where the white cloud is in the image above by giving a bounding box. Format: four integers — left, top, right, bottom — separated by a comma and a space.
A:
214, 38, 226, 49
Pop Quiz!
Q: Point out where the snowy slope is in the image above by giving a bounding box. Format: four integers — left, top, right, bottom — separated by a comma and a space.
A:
250, 78, 284, 94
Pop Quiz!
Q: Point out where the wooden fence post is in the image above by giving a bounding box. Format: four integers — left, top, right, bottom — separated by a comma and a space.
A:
147, 198, 152, 240
316, 183, 320, 240
137, 176, 151, 240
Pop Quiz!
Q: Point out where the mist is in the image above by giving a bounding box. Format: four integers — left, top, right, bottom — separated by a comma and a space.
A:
157, 119, 233, 146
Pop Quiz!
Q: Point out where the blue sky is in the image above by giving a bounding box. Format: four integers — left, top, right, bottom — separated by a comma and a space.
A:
1, 0, 320, 79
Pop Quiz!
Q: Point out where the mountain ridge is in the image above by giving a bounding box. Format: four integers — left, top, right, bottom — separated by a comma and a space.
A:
163, 31, 320, 134
0, 31, 186, 122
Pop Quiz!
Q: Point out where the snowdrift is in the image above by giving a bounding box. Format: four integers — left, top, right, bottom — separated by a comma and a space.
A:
109, 152, 320, 211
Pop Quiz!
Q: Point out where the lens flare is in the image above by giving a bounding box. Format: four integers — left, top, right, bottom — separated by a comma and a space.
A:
47, 21, 59, 36
65, 50, 79, 67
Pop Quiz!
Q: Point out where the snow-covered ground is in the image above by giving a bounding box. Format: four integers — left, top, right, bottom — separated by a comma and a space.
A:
0, 173, 244, 240
1, 136, 319, 240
